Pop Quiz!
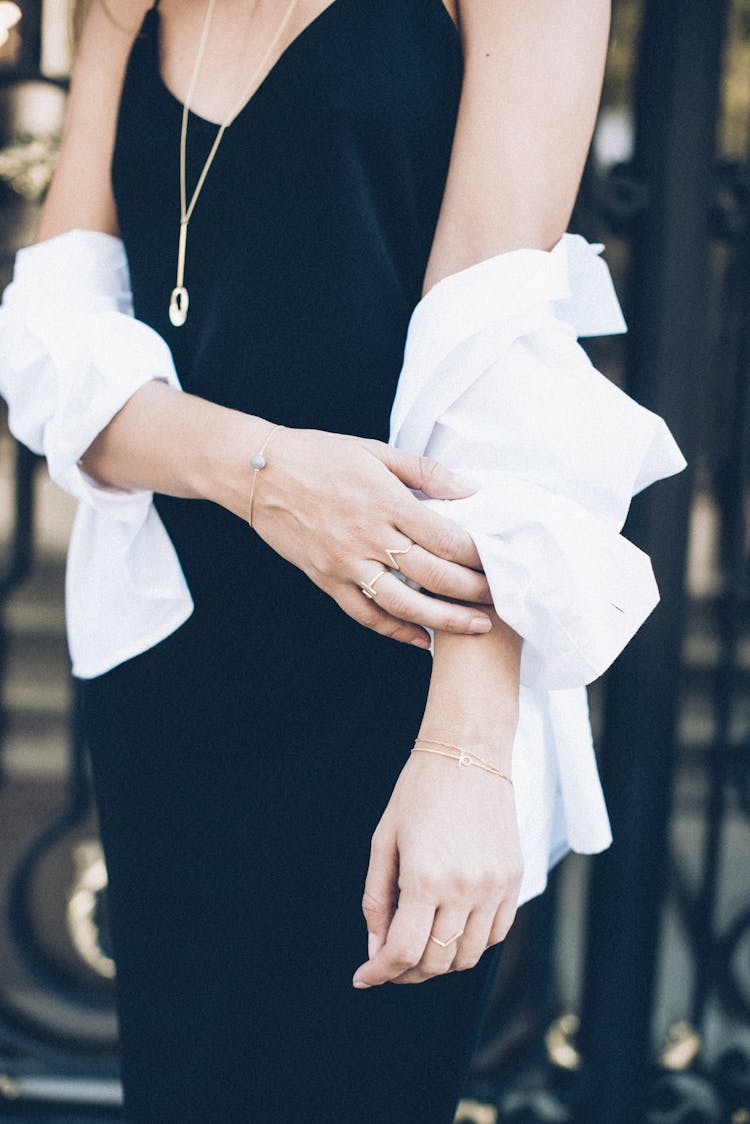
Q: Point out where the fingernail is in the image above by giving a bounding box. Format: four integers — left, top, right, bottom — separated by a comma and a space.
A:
368, 931, 381, 958
353, 976, 370, 989
451, 474, 477, 491
472, 616, 492, 632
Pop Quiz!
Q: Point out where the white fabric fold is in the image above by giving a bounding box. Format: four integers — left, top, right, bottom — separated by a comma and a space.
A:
0, 229, 194, 677
512, 683, 614, 904
389, 233, 686, 689
391, 234, 626, 447
388, 233, 686, 891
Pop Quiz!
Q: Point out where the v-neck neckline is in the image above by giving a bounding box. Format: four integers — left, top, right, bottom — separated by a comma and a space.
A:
151, 0, 343, 129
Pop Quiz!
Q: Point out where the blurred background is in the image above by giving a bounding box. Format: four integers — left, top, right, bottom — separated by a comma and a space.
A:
0, 1, 747, 1122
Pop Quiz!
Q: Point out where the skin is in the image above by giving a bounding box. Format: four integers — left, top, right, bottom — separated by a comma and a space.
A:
38, 0, 610, 990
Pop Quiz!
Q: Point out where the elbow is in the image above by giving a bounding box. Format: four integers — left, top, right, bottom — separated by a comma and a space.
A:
78, 429, 115, 488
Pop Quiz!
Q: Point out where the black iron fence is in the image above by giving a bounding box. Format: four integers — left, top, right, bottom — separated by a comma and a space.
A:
463, 3, 750, 1121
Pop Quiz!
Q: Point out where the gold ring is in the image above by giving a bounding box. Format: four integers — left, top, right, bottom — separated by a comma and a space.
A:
360, 569, 390, 600
385, 543, 413, 571
429, 928, 464, 949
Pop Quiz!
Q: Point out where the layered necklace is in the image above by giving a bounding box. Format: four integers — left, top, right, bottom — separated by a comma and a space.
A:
169, 0, 300, 327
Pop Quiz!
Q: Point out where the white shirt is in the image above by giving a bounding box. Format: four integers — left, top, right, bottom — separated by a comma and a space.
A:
0, 231, 193, 675
389, 233, 685, 900
0, 229, 686, 905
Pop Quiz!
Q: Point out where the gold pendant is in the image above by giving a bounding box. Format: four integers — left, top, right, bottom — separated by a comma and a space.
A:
170, 218, 189, 326
169, 286, 189, 327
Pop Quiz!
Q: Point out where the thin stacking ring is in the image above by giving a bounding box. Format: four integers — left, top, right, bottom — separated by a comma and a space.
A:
360, 569, 390, 600
385, 543, 413, 571
429, 929, 464, 949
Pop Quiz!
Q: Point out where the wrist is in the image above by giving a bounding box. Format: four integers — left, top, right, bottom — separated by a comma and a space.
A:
194, 408, 282, 520
420, 619, 520, 770
414, 719, 516, 771
410, 738, 514, 785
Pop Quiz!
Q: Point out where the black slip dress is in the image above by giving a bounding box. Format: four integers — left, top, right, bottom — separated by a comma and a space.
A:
80, 2, 504, 1120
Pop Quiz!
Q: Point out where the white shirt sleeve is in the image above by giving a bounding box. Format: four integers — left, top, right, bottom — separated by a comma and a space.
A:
0, 228, 182, 526
389, 234, 687, 690
0, 228, 195, 679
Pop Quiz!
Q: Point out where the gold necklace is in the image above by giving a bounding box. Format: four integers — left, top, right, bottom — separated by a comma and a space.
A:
169, 0, 300, 327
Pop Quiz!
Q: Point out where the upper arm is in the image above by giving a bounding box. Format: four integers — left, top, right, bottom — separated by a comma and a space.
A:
422, 0, 611, 293
36, 0, 153, 242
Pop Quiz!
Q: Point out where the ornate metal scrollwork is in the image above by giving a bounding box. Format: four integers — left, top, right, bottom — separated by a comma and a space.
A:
65, 840, 115, 982
0, 132, 59, 201
545, 1014, 583, 1073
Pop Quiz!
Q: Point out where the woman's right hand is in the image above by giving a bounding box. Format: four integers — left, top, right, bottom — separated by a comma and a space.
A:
246, 425, 494, 647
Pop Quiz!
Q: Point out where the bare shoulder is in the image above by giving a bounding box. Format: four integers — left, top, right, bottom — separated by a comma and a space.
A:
73, 0, 152, 74
36, 0, 154, 240
79, 0, 154, 46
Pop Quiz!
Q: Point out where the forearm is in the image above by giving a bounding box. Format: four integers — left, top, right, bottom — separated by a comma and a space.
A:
79, 379, 270, 520
357, 605, 524, 989
418, 609, 521, 770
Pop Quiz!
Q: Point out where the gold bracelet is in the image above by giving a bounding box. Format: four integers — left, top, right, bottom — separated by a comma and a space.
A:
247, 423, 284, 529
412, 738, 513, 787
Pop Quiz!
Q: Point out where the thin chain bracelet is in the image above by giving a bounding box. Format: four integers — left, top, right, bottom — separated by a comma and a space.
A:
412, 738, 513, 787
247, 423, 284, 529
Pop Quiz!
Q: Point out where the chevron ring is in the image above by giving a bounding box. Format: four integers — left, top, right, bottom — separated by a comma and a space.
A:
429, 928, 464, 949
385, 543, 413, 571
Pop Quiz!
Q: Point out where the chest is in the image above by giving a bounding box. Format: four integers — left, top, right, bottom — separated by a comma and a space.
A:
154, 0, 460, 128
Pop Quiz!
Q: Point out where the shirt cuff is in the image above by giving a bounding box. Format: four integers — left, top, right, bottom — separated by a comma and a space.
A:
390, 233, 628, 451
42, 309, 181, 522
421, 477, 660, 688
0, 229, 182, 524
389, 234, 687, 688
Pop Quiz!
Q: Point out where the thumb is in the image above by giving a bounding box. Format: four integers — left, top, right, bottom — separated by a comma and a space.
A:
376, 445, 478, 500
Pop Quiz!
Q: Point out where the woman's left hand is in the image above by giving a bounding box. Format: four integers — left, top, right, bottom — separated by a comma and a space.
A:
352, 736, 523, 987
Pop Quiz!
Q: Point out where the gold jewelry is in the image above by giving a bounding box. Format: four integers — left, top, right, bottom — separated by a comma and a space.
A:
247, 424, 284, 529
170, 0, 300, 327
360, 569, 390, 600
385, 544, 413, 571
429, 928, 464, 949
412, 738, 513, 787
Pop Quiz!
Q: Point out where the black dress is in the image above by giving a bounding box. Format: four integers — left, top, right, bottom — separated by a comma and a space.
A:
81, 2, 504, 1120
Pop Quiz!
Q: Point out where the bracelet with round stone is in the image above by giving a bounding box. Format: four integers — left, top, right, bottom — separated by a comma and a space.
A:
247, 423, 284, 529
411, 737, 513, 786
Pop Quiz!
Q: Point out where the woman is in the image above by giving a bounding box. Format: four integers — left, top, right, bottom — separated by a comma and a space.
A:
0, 1, 685, 1120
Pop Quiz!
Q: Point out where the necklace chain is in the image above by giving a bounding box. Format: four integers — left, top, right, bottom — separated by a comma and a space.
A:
169, 0, 300, 327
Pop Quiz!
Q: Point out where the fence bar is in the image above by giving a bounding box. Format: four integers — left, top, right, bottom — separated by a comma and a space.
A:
692, 176, 750, 1029
579, 2, 729, 1121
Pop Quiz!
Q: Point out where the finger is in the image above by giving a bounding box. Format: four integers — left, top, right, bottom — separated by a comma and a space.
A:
450, 905, 498, 972
488, 894, 521, 946
352, 892, 436, 988
360, 825, 399, 963
395, 543, 492, 605
336, 585, 431, 649
369, 533, 491, 606
366, 443, 478, 501
396, 496, 484, 570
391, 906, 470, 984
358, 567, 491, 635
